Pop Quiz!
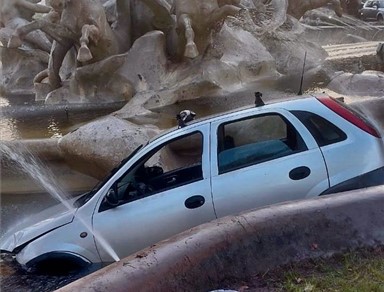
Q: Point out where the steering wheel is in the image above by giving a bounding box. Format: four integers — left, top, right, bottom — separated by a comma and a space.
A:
145, 165, 163, 177
131, 180, 154, 198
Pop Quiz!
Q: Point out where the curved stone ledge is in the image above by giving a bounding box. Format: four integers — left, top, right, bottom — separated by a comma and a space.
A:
1, 138, 62, 161
1, 102, 125, 119
57, 186, 384, 292
1, 139, 98, 195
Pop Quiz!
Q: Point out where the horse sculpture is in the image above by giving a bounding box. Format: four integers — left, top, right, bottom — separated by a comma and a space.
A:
0, 0, 52, 52
7, 0, 119, 90
5, 0, 245, 91
172, 0, 242, 59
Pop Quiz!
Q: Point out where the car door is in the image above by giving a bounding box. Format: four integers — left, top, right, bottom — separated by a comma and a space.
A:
92, 124, 216, 262
363, 0, 377, 19
210, 109, 329, 218
378, 1, 384, 19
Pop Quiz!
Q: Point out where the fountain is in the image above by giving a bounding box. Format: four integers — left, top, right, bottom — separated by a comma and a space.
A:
1, 0, 384, 290
0, 143, 120, 262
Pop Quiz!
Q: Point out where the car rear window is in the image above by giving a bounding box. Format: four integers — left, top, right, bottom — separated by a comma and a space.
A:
291, 110, 347, 147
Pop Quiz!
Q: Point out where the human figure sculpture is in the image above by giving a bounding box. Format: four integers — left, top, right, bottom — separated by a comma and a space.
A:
287, 0, 343, 20
7, 0, 120, 90
172, 0, 242, 59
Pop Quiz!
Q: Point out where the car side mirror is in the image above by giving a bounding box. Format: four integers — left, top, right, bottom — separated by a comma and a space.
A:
105, 188, 119, 207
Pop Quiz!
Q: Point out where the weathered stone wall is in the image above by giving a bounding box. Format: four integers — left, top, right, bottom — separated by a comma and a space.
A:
57, 186, 384, 292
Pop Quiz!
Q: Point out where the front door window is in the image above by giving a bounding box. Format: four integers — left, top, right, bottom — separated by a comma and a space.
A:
99, 131, 204, 211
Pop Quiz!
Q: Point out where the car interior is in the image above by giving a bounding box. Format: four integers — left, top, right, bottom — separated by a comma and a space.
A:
100, 131, 204, 210
217, 113, 307, 173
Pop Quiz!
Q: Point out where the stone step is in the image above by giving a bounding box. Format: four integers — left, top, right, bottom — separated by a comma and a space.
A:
322, 41, 384, 72
323, 41, 380, 60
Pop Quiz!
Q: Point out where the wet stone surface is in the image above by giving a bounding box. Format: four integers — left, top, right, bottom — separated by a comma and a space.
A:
0, 253, 101, 292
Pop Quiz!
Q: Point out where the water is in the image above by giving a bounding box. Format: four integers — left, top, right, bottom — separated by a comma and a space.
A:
1, 10, 383, 291
1, 193, 58, 237
349, 98, 384, 137
0, 95, 126, 141
0, 252, 102, 292
0, 143, 120, 262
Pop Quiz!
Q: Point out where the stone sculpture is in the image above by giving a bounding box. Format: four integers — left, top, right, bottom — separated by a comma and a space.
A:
0, 0, 356, 103
0, 0, 54, 94
2, 0, 247, 96
0, 0, 52, 51
138, 0, 174, 31
172, 0, 242, 59
7, 0, 120, 90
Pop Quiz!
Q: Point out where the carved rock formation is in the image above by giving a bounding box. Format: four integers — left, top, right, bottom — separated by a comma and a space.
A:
327, 70, 384, 97
0, 0, 343, 103
58, 115, 161, 179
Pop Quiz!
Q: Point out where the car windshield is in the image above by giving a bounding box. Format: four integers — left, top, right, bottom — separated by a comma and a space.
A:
364, 0, 379, 7
73, 144, 144, 208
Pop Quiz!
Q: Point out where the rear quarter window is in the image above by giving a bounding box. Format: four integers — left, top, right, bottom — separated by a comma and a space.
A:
291, 110, 347, 147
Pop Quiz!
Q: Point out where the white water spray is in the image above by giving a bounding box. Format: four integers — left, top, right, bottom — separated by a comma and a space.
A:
350, 99, 384, 138
0, 142, 120, 262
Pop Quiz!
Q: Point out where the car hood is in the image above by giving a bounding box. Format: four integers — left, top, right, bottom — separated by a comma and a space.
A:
0, 201, 77, 253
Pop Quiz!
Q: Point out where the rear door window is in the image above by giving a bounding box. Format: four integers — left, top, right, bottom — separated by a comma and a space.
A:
217, 113, 307, 174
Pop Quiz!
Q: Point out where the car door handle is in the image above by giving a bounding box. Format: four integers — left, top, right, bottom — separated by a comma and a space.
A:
289, 166, 311, 180
184, 195, 205, 209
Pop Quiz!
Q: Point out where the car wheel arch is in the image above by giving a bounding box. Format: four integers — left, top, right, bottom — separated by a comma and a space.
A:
25, 251, 92, 274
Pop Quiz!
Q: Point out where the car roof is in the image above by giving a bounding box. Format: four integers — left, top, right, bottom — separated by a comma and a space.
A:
149, 94, 322, 143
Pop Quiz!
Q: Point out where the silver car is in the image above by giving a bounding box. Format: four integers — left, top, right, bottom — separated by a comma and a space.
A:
1, 94, 384, 273
360, 0, 384, 22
